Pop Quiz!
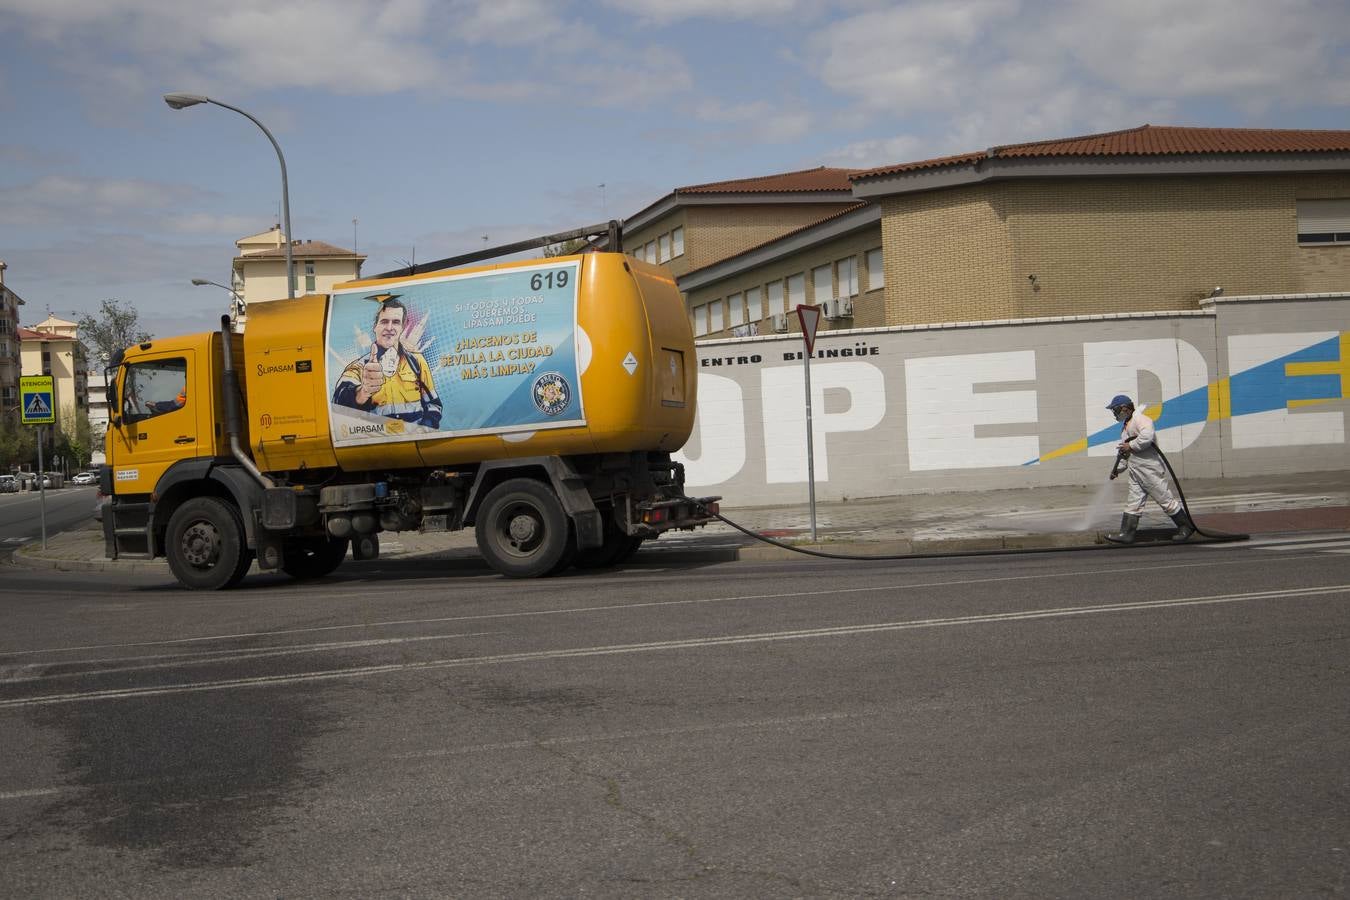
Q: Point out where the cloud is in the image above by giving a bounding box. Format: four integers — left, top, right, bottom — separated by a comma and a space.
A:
599, 0, 811, 25
0, 0, 698, 109
811, 0, 1021, 113
0, 175, 215, 229
6, 232, 242, 336
821, 134, 924, 168
1047, 0, 1350, 110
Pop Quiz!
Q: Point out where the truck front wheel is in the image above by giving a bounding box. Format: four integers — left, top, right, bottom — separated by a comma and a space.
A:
165, 497, 252, 590
475, 478, 570, 578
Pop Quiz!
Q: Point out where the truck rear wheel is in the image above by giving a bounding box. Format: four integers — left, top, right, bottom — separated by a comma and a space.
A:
574, 509, 639, 569
165, 497, 252, 590
282, 537, 349, 580
475, 478, 570, 578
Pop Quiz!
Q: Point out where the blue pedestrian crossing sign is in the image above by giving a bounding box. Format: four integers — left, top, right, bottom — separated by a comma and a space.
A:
20, 375, 56, 425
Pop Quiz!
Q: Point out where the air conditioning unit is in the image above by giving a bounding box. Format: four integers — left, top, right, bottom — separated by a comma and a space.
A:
771, 313, 789, 333
823, 297, 854, 320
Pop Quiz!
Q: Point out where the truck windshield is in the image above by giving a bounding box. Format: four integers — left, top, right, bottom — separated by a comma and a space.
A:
123, 358, 188, 423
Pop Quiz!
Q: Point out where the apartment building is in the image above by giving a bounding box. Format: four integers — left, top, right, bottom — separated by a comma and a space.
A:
231, 225, 366, 312
18, 315, 87, 424
674, 125, 1350, 339
0, 261, 23, 418
620, 167, 862, 280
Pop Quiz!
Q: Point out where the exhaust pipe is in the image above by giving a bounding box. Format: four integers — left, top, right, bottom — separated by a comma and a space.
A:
219, 315, 274, 489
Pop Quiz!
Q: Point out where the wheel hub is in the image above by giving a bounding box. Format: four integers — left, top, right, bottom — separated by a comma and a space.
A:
182, 521, 220, 567
508, 513, 539, 545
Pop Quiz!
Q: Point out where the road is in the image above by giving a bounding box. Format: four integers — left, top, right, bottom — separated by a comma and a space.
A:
0, 485, 97, 558
2, 537, 1349, 898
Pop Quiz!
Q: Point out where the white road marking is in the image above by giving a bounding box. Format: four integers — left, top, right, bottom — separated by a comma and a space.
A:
0, 631, 499, 684
0, 555, 1295, 658
1201, 535, 1350, 551
3, 583, 1346, 709
0, 787, 67, 801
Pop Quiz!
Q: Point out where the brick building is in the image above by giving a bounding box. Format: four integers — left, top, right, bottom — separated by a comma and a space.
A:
672, 125, 1350, 338
0, 261, 23, 417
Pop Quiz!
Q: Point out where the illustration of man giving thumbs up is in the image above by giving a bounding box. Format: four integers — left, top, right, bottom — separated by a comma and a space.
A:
332, 294, 443, 429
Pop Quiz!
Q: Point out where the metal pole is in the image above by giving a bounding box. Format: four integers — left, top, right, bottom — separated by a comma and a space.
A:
803, 351, 817, 542
37, 425, 47, 549
204, 99, 295, 299
167, 94, 294, 298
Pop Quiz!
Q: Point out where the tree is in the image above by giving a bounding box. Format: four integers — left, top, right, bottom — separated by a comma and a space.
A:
0, 416, 37, 473
55, 407, 93, 473
78, 298, 152, 369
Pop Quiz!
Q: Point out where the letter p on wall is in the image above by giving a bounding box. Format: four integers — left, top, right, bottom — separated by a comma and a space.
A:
761, 362, 886, 483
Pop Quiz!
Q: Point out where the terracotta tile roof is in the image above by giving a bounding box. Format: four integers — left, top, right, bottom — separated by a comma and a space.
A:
853, 124, 1350, 180
17, 327, 49, 341
240, 240, 364, 259
677, 166, 862, 194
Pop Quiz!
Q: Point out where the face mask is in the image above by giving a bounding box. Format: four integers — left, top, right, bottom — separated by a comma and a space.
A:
1115, 408, 1131, 423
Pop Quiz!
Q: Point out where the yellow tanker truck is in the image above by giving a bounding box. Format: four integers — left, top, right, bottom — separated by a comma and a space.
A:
100, 247, 719, 589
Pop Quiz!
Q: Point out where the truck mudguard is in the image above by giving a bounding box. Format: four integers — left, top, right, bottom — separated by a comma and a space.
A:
151, 458, 266, 549
465, 456, 603, 550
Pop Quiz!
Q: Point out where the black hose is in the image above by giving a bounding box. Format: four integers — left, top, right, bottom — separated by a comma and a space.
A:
1155, 446, 1248, 542
685, 440, 1247, 561
709, 512, 1117, 561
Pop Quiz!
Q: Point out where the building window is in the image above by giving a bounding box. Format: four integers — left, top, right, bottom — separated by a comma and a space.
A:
745, 286, 763, 321
865, 248, 884, 291
693, 305, 708, 337
767, 280, 785, 317
645, 240, 657, 263
305, 260, 316, 292
671, 227, 684, 258
836, 256, 858, 297
709, 299, 724, 333
0, 318, 10, 333
1296, 199, 1350, 244
787, 273, 805, 310
727, 292, 744, 327
0, 340, 7, 355
658, 234, 671, 263
812, 265, 832, 304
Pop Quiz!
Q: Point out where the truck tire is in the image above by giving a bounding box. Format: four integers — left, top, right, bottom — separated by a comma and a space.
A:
282, 537, 349, 580
574, 509, 636, 569
165, 497, 253, 590
475, 478, 571, 578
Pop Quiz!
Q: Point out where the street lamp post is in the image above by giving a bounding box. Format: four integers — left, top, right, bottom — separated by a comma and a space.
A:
191, 278, 247, 331
164, 92, 295, 299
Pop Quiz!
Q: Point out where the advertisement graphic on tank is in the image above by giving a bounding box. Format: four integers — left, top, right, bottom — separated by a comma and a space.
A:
326, 260, 584, 447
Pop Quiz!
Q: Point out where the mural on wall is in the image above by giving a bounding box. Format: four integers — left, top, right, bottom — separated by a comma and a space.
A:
1030, 330, 1349, 464
675, 304, 1347, 504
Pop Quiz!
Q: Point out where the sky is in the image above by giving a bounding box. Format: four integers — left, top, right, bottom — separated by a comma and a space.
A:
1, 0, 1348, 340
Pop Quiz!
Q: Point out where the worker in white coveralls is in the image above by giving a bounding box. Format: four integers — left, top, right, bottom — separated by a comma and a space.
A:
1104, 394, 1196, 544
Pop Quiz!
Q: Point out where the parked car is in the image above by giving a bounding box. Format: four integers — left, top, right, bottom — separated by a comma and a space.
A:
71, 472, 99, 485
0, 474, 17, 493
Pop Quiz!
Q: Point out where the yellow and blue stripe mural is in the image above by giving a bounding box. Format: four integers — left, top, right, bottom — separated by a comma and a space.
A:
1027, 331, 1349, 466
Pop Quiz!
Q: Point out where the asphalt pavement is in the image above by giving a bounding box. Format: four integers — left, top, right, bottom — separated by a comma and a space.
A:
7, 469, 1348, 575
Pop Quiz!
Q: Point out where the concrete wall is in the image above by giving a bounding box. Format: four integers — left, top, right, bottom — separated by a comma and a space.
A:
675, 293, 1349, 506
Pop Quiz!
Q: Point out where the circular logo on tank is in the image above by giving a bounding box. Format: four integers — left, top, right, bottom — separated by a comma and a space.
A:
532, 372, 571, 416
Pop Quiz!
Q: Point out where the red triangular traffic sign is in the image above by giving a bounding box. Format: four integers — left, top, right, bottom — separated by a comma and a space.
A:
796, 304, 822, 355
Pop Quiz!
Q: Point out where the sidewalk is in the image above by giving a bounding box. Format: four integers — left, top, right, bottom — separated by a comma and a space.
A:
9, 470, 1349, 574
